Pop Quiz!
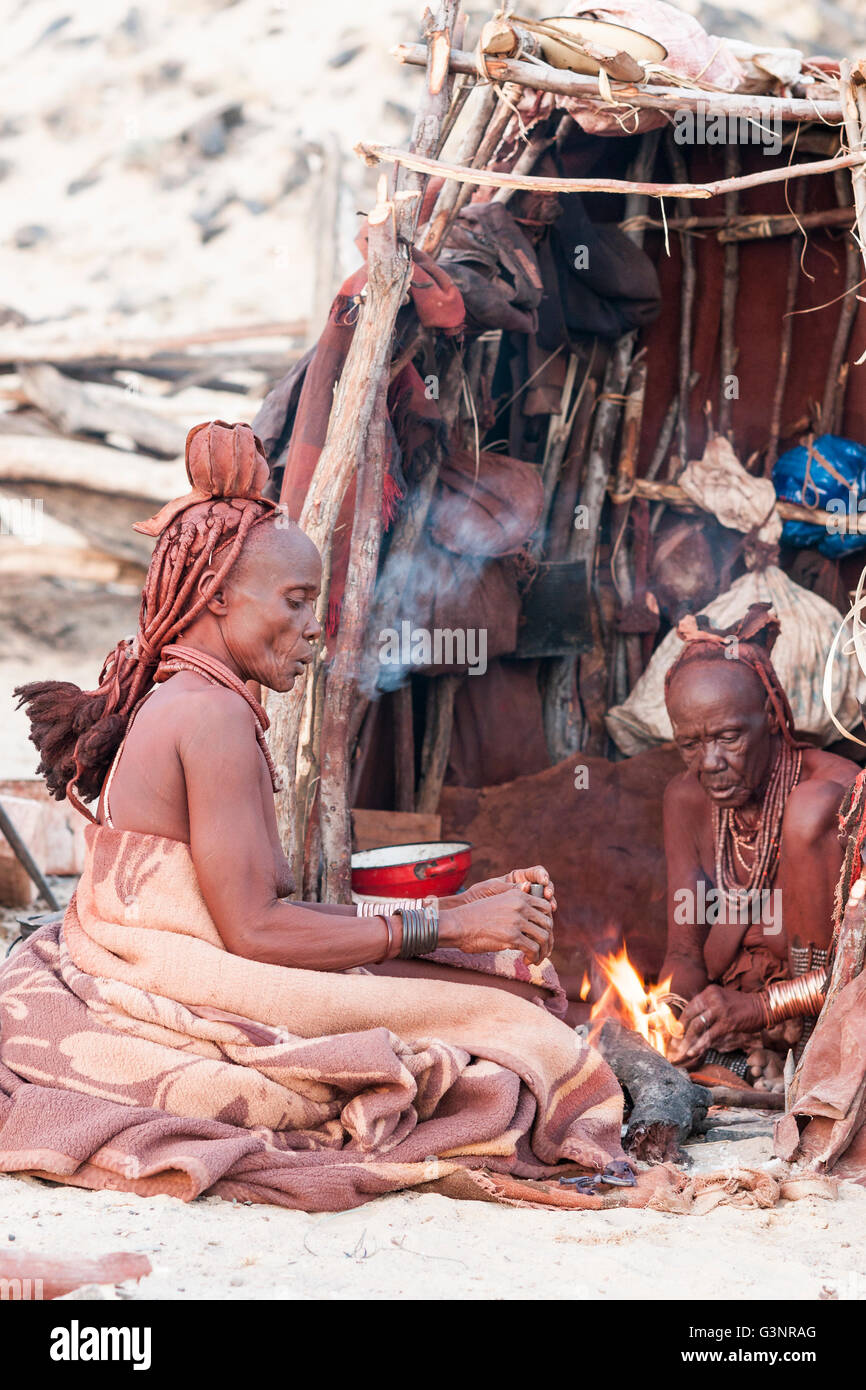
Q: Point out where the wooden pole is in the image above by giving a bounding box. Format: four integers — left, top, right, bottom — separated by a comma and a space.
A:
0, 801, 59, 910
393, 41, 844, 123
718, 146, 740, 440
267, 184, 419, 872
275, 3, 463, 889
666, 136, 695, 464
318, 383, 390, 902
422, 84, 521, 257
544, 335, 634, 760
611, 356, 648, 696
839, 62, 866, 282
608, 133, 657, 702
397, 0, 462, 205
358, 141, 865, 203
621, 206, 854, 240
420, 81, 498, 255
821, 169, 862, 434
416, 674, 462, 815
493, 117, 562, 206
620, 474, 866, 531
533, 351, 582, 553
393, 682, 416, 813
544, 376, 597, 561
765, 181, 806, 475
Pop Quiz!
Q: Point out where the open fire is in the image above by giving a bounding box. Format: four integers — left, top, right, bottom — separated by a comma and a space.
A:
588, 944, 684, 1056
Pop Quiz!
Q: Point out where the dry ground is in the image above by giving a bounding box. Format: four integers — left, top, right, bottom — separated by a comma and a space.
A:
1, 1146, 865, 1301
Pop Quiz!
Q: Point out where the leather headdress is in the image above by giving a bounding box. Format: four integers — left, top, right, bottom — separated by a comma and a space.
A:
133, 420, 277, 537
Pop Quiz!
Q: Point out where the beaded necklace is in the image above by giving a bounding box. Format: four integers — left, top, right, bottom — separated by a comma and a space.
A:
712, 740, 802, 914
154, 643, 283, 792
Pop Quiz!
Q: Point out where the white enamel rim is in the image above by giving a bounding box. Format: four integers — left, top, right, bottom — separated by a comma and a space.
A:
351, 841, 472, 870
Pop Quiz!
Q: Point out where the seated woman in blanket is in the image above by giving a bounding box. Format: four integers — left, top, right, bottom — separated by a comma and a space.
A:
0, 422, 627, 1210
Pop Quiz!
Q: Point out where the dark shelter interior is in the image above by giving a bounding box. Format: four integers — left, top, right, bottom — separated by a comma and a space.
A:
253, 6, 866, 1005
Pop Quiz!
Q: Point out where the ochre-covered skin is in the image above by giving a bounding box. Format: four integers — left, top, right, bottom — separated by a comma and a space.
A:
99, 511, 557, 981
662, 655, 857, 1063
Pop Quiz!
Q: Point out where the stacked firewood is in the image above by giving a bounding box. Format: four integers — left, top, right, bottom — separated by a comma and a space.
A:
0, 320, 306, 586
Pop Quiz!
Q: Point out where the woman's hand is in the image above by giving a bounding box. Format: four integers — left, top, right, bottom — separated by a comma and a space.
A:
667, 985, 766, 1067
441, 887, 554, 964
455, 865, 557, 914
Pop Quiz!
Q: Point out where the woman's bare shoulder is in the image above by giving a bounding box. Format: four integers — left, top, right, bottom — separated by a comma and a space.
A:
137, 674, 257, 735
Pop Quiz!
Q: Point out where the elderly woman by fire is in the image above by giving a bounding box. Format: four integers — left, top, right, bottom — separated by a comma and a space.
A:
658, 605, 857, 1087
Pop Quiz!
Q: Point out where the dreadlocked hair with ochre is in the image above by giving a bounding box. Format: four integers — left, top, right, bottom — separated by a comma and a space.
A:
664, 601, 803, 748
15, 421, 277, 810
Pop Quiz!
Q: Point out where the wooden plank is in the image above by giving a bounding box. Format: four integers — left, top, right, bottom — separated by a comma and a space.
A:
351, 808, 442, 853
0, 320, 307, 367
0, 435, 187, 500
18, 363, 186, 457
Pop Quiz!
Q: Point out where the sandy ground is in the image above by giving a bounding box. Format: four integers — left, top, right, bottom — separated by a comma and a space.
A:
2, 1145, 865, 1301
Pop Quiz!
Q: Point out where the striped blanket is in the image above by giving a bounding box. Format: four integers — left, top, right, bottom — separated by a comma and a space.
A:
0, 825, 626, 1211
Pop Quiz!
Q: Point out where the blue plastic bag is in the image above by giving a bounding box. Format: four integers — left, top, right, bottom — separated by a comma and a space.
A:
773, 434, 866, 557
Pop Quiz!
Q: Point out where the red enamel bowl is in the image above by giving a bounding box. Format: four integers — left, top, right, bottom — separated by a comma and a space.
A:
351, 841, 473, 899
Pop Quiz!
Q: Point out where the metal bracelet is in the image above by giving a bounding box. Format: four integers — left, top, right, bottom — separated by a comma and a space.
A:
398, 902, 439, 958
376, 914, 393, 962
761, 968, 827, 1025
356, 899, 412, 917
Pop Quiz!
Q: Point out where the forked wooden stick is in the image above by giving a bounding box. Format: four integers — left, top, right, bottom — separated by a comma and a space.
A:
357, 142, 866, 202
393, 41, 844, 123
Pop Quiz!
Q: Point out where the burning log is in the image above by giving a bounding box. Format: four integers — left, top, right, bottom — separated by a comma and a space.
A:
708, 1085, 785, 1111
595, 1017, 711, 1163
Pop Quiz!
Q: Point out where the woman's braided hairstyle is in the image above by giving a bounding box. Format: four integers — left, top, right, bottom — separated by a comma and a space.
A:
664, 602, 802, 749
15, 421, 277, 808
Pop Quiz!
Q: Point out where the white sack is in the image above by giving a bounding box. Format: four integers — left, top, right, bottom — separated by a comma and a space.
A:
606, 566, 866, 754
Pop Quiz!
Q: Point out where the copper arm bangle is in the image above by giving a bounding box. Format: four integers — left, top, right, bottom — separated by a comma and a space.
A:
758, 968, 827, 1027
376, 914, 394, 963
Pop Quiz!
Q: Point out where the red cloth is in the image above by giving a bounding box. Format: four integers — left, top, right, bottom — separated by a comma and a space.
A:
279, 247, 464, 634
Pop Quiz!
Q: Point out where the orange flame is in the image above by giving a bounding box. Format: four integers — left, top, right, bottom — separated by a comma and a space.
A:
588, 944, 683, 1055
579, 972, 591, 1001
